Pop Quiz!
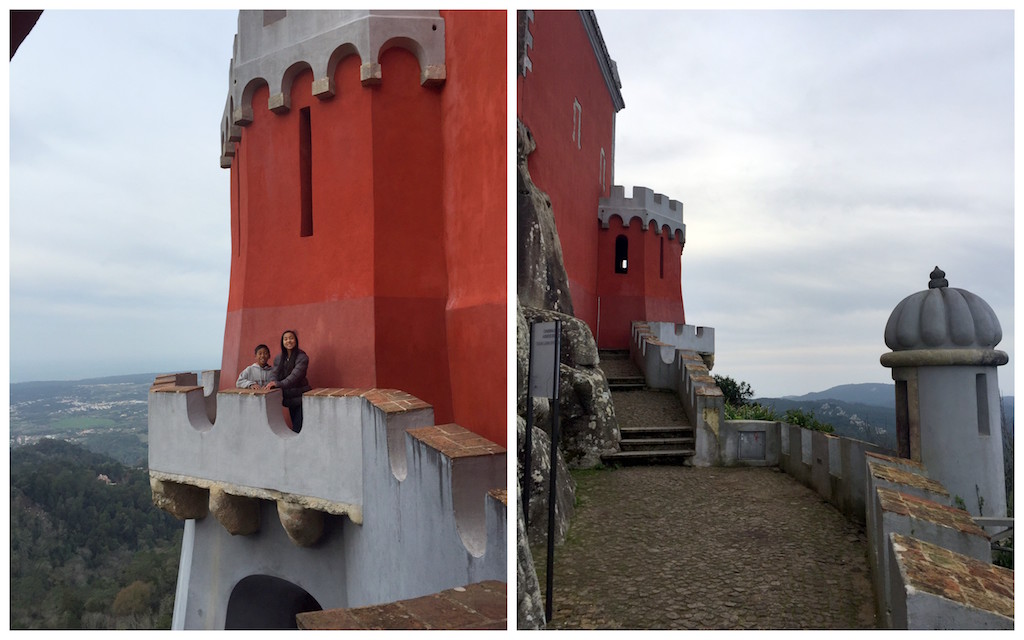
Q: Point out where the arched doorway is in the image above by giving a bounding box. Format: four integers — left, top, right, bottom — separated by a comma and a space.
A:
225, 575, 322, 629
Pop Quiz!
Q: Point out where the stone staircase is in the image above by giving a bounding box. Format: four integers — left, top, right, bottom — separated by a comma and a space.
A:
599, 350, 694, 466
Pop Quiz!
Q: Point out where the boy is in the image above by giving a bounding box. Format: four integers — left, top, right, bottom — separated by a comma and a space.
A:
236, 344, 276, 389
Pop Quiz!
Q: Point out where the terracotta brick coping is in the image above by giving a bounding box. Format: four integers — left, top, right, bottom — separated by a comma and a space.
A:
867, 460, 949, 497
153, 385, 432, 413
408, 423, 506, 459
296, 580, 507, 629
866, 450, 926, 471
877, 487, 988, 538
891, 533, 1013, 619
488, 488, 508, 505
151, 384, 204, 393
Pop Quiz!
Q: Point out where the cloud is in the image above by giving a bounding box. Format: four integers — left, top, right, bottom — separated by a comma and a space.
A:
9, 10, 238, 382
597, 10, 1014, 396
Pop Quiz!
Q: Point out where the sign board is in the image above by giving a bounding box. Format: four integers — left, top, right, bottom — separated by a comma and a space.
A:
529, 321, 559, 398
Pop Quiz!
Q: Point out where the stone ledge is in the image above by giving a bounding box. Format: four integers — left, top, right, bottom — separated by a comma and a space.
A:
151, 384, 204, 394
409, 423, 506, 459
866, 450, 927, 472
877, 487, 988, 538
891, 533, 1013, 620
149, 470, 363, 524
295, 581, 506, 630
868, 460, 949, 497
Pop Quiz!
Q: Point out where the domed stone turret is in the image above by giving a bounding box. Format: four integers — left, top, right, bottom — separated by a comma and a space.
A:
884, 267, 1002, 351
879, 265, 1008, 520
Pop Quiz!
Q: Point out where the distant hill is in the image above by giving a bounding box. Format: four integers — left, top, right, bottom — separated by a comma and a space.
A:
753, 383, 1013, 451
777, 383, 895, 408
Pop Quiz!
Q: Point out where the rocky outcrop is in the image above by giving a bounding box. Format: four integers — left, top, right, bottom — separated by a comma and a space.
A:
516, 478, 546, 630
517, 414, 575, 548
519, 306, 619, 469
517, 120, 573, 315
516, 119, 621, 626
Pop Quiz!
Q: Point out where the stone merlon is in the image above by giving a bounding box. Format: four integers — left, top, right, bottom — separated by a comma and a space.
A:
599, 185, 685, 244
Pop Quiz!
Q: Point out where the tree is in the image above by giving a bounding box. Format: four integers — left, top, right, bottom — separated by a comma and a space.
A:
112, 580, 153, 618
713, 375, 754, 407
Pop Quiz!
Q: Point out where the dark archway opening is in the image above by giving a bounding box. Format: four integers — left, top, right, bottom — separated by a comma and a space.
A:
225, 575, 322, 629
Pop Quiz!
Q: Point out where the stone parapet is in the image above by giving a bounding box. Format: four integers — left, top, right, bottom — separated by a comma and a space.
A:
149, 376, 504, 554
599, 185, 685, 243
867, 464, 994, 628
154, 372, 507, 628
887, 533, 1012, 629
296, 580, 507, 629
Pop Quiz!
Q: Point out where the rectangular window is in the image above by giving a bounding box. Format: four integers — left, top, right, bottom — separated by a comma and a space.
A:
976, 374, 990, 435
299, 107, 313, 237
234, 153, 241, 256
895, 379, 911, 458
600, 147, 606, 190
572, 98, 582, 149
659, 236, 664, 279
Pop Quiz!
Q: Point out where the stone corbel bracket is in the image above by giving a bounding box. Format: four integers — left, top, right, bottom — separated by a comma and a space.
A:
599, 185, 685, 245
221, 10, 446, 167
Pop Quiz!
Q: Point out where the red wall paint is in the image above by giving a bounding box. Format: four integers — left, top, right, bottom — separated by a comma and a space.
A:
220, 13, 506, 448
439, 10, 507, 447
518, 10, 616, 333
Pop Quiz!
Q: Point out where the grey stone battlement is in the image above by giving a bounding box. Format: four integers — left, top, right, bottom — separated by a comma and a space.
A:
148, 377, 505, 556
599, 185, 685, 243
221, 10, 446, 167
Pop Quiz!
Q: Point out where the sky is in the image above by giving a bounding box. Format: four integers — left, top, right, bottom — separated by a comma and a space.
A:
8, 10, 239, 383
3, 8, 1018, 400
595, 9, 1015, 398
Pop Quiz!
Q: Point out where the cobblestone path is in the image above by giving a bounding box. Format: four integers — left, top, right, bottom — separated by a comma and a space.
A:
533, 465, 877, 629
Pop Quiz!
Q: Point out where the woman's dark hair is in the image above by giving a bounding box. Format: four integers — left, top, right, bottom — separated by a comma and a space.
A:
279, 330, 300, 355
254, 344, 269, 354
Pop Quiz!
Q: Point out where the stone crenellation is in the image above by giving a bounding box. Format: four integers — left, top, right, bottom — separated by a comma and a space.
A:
599, 185, 685, 243
221, 10, 447, 167
149, 372, 506, 628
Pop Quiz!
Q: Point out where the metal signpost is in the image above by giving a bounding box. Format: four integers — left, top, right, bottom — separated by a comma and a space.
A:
523, 319, 561, 623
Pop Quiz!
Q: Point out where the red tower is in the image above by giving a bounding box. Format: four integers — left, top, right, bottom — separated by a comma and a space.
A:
218, 10, 505, 446
518, 10, 686, 350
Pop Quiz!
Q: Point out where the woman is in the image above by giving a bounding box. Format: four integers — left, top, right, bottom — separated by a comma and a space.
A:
265, 330, 311, 432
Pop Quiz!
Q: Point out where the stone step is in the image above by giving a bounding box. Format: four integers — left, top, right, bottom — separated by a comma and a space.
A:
620, 425, 693, 438
619, 437, 695, 452
601, 449, 694, 466
599, 349, 631, 360
608, 379, 646, 391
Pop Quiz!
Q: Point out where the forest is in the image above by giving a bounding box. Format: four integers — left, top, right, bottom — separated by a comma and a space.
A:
10, 438, 182, 629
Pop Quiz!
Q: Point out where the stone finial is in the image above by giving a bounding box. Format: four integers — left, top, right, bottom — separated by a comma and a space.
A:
928, 266, 948, 289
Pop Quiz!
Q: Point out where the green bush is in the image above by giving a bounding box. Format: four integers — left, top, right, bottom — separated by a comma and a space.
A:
724, 402, 779, 421
783, 408, 835, 434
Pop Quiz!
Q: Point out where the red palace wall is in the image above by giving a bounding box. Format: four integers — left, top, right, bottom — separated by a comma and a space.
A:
517, 10, 616, 332
221, 12, 506, 447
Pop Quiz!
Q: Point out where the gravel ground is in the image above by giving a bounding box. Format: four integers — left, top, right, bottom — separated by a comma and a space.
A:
532, 465, 876, 630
